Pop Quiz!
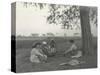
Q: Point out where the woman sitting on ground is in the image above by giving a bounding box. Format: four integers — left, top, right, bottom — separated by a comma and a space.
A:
30, 42, 47, 63
64, 40, 82, 58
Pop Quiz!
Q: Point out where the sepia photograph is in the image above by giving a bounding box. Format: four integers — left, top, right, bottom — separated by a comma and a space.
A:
11, 2, 97, 73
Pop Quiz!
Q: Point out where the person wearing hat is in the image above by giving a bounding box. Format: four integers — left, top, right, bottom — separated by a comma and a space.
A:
41, 41, 50, 56
42, 40, 57, 56
30, 42, 47, 63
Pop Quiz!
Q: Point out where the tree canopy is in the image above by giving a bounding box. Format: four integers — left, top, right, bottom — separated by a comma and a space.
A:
23, 2, 97, 30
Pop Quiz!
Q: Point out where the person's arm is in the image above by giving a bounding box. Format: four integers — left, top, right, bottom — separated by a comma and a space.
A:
64, 48, 72, 54
31, 49, 35, 55
64, 44, 78, 55
35, 50, 44, 57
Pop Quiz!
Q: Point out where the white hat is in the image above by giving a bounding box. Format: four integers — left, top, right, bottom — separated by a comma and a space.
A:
42, 41, 47, 44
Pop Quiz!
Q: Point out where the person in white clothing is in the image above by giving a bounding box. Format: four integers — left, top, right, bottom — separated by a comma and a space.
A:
30, 43, 47, 63
64, 40, 82, 58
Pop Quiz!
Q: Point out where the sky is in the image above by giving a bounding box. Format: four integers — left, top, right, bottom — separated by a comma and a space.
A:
16, 2, 97, 37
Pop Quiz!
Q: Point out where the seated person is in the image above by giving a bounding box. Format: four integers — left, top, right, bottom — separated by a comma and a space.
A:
49, 39, 57, 56
49, 39, 56, 48
30, 43, 47, 63
64, 40, 82, 58
41, 41, 49, 55
42, 40, 57, 56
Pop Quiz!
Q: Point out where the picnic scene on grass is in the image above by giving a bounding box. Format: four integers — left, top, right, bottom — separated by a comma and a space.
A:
14, 2, 97, 72
30, 39, 82, 64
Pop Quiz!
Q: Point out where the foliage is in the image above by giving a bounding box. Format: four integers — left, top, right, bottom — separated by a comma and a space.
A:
47, 5, 80, 30
22, 2, 97, 30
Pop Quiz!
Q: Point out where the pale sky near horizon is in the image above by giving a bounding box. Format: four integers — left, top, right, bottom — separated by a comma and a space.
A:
16, 2, 97, 37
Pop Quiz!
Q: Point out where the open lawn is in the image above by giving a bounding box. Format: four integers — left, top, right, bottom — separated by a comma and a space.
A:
16, 37, 97, 73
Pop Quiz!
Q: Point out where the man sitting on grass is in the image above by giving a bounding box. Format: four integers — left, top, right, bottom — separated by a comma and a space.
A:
64, 40, 82, 58
48, 39, 57, 56
42, 39, 57, 57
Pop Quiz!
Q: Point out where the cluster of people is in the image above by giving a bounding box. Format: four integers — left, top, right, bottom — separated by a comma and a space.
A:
30, 39, 82, 64
30, 39, 56, 63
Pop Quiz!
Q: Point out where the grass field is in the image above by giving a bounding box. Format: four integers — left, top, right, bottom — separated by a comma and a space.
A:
16, 37, 97, 73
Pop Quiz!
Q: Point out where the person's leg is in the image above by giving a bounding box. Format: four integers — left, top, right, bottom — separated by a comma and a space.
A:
38, 54, 47, 63
64, 50, 71, 56
71, 51, 82, 58
30, 55, 40, 63
43, 55, 47, 63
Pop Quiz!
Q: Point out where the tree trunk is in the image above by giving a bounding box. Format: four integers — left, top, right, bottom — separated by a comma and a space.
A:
80, 6, 93, 56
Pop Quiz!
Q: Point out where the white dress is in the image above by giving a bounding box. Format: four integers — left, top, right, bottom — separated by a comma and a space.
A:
30, 48, 47, 63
